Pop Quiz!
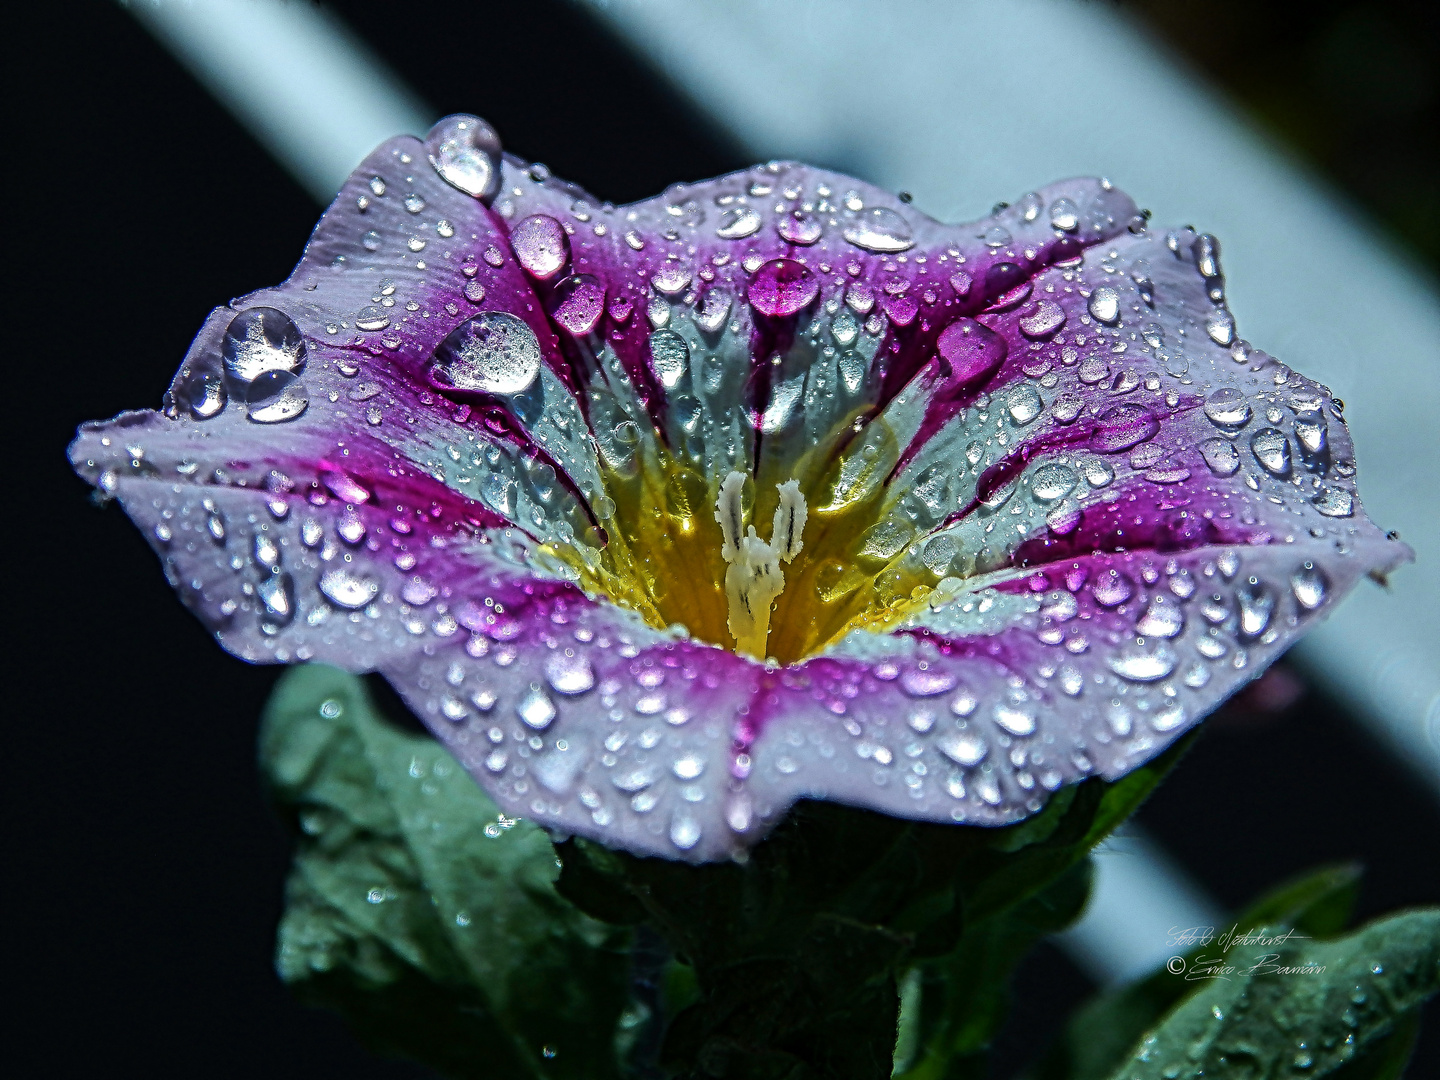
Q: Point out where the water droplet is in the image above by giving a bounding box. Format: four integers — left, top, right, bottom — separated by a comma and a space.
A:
1031, 463, 1078, 501
670, 813, 701, 850
1291, 562, 1327, 609
1204, 387, 1251, 428
901, 668, 957, 697
748, 259, 818, 317
1087, 287, 1120, 324
1049, 197, 1080, 232
1019, 300, 1066, 338
1007, 384, 1042, 424
1093, 404, 1158, 452
552, 274, 605, 336
518, 686, 557, 729
697, 289, 732, 334
778, 210, 822, 244
1136, 597, 1184, 638
362, 229, 382, 252
245, 371, 309, 423
1091, 569, 1134, 607
223, 307, 306, 384
1312, 487, 1353, 517
716, 205, 761, 239
433, 312, 542, 395
1294, 416, 1327, 456
176, 368, 226, 419
1250, 428, 1292, 476
1108, 642, 1178, 682
843, 206, 914, 252
545, 652, 595, 695
1236, 581, 1275, 639
258, 572, 296, 627
939, 732, 987, 766
672, 754, 705, 780
1206, 308, 1235, 345
1198, 437, 1241, 476
649, 329, 690, 389
936, 318, 1008, 383
511, 215, 568, 279
993, 703, 1036, 736
922, 534, 957, 574
319, 566, 377, 609
425, 114, 502, 202
355, 306, 390, 332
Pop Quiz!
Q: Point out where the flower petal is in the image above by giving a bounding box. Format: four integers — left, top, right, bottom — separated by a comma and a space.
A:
73, 119, 1409, 860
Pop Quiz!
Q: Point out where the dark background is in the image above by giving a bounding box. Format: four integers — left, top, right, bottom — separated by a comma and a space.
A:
9, 1, 1437, 1076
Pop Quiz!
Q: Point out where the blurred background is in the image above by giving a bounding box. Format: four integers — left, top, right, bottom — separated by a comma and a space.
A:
9, 1, 1437, 1076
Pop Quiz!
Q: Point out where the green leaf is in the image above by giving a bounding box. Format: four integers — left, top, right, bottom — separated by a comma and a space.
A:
1023, 863, 1365, 1080
262, 665, 632, 1080
1102, 908, 1440, 1080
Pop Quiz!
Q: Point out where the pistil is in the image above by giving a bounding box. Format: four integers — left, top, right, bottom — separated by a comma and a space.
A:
715, 471, 808, 659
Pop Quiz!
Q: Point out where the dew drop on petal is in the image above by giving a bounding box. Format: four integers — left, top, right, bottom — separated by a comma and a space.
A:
649, 329, 690, 389
245, 371, 309, 423
1206, 308, 1236, 345
1108, 642, 1178, 682
936, 318, 1008, 383
223, 307, 306, 384
938, 732, 987, 766
1087, 287, 1120, 324
1198, 437, 1241, 476
901, 668, 957, 697
1136, 597, 1184, 638
433, 312, 542, 395
1313, 488, 1354, 517
1031, 463, 1078, 501
1093, 404, 1158, 452
552, 274, 605, 336
716, 205, 761, 239
670, 813, 702, 850
1250, 428, 1292, 476
1291, 562, 1328, 610
778, 210, 823, 244
993, 703, 1036, 736
511, 215, 569, 279
1091, 569, 1134, 607
517, 686, 557, 730
1049, 197, 1080, 232
425, 114, 503, 201
1006, 384, 1043, 424
922, 534, 957, 574
1204, 387, 1252, 428
748, 259, 819, 317
843, 206, 914, 252
319, 566, 378, 609
1019, 300, 1066, 338
545, 652, 595, 695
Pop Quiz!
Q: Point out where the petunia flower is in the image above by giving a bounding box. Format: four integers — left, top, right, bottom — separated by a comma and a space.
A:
71, 115, 1409, 861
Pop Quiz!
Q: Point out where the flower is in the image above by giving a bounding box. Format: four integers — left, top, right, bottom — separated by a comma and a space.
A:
71, 114, 1409, 861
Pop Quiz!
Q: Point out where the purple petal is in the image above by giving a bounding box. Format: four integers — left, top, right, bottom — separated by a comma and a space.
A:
73, 118, 1409, 860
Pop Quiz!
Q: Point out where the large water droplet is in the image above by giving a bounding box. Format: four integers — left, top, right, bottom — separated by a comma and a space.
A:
518, 686, 557, 729
843, 206, 914, 252
551, 274, 605, 336
1031, 463, 1078, 501
1049, 197, 1080, 232
938, 731, 987, 766
922, 534, 957, 574
670, 813, 702, 850
1093, 404, 1158, 452
716, 205, 761, 239
245, 371, 309, 423
1091, 569, 1134, 607
1198, 437, 1241, 477
1204, 387, 1251, 428
1312, 488, 1353, 517
223, 307, 306, 384
1087, 287, 1121, 324
649, 329, 690, 389
1006, 384, 1042, 424
1290, 562, 1327, 610
778, 210, 822, 245
433, 312, 542, 395
425, 114, 502, 202
1206, 308, 1236, 346
511, 215, 569, 279
993, 703, 1036, 736
1250, 428, 1292, 476
1237, 581, 1275, 639
1108, 642, 1178, 682
1019, 300, 1066, 338
319, 566, 377, 609
176, 368, 226, 419
748, 259, 818, 317
936, 318, 1008, 384
545, 652, 595, 695
901, 668, 957, 697
258, 572, 296, 627
1136, 596, 1184, 638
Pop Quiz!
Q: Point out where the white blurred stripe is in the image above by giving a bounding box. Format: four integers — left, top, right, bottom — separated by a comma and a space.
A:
585, 0, 1440, 793
1059, 827, 1224, 986
125, 0, 433, 202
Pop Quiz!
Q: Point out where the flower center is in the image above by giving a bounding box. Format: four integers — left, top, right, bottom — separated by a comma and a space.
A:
540, 421, 941, 665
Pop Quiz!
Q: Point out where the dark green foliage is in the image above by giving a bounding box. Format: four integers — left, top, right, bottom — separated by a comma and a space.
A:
261, 664, 633, 1079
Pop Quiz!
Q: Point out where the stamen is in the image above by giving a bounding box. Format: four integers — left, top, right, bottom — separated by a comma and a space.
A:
716, 471, 808, 659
